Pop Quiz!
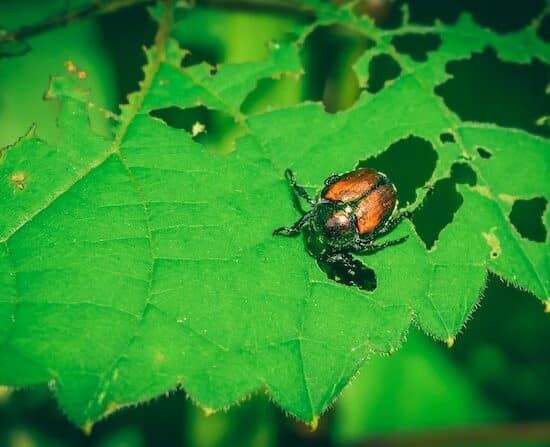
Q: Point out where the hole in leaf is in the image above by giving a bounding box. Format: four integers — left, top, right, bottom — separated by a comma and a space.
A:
413, 179, 462, 249
398, 0, 461, 25
509, 197, 548, 242
412, 162, 475, 249
477, 147, 493, 159
440, 132, 455, 143
391, 0, 545, 33
358, 136, 438, 207
538, 14, 550, 42
98, 4, 156, 108
462, 0, 546, 34
317, 257, 377, 292
451, 162, 477, 186
149, 106, 244, 154
301, 25, 374, 112
435, 48, 550, 137
241, 75, 302, 115
172, 6, 313, 65
366, 53, 401, 93
391, 33, 441, 62
182, 48, 222, 68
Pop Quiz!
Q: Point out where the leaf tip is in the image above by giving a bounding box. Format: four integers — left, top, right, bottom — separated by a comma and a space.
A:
446, 337, 455, 348
309, 416, 320, 431
82, 421, 94, 436
202, 407, 215, 417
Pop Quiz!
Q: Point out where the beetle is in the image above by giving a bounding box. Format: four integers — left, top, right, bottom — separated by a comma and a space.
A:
273, 168, 410, 278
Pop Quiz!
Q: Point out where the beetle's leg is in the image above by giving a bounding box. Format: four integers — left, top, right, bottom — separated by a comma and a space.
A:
273, 211, 313, 236
354, 236, 409, 254
284, 169, 316, 206
373, 210, 411, 237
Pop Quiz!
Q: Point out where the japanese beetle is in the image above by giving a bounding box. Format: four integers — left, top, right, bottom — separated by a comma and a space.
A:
273, 168, 410, 284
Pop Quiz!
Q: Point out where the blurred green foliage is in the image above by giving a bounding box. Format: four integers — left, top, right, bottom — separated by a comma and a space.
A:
1, 0, 548, 445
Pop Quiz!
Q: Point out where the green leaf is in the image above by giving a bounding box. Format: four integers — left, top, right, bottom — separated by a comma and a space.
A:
1, 1, 548, 427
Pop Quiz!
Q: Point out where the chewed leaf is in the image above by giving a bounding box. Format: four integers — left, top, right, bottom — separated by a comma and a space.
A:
0, 0, 548, 428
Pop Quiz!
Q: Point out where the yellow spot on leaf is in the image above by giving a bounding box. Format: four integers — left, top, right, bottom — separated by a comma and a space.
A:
203, 407, 215, 417
498, 194, 516, 205
10, 171, 27, 190
482, 227, 501, 259
113, 368, 119, 381
473, 185, 492, 198
154, 351, 166, 363
78, 70, 88, 80
192, 121, 206, 137
544, 300, 550, 313
446, 337, 455, 348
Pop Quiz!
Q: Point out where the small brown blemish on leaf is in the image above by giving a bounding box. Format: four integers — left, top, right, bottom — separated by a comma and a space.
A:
482, 227, 501, 259
498, 193, 517, 205
473, 185, 492, 198
78, 70, 88, 80
10, 171, 27, 190
446, 337, 455, 348
65, 60, 77, 72
192, 121, 206, 137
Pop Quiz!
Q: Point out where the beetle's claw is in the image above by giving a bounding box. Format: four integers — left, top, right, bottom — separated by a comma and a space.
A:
273, 227, 289, 236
